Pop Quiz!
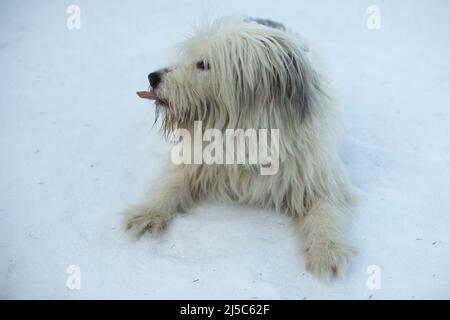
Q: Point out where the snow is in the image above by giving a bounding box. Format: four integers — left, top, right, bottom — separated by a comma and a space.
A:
1, 0, 450, 299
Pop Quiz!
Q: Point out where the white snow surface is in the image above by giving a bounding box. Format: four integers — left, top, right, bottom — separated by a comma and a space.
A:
1, 0, 450, 299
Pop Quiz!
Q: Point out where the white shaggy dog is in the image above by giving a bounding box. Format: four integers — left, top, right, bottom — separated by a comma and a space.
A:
127, 18, 354, 280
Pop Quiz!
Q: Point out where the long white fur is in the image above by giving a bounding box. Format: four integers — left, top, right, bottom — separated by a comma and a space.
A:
125, 18, 355, 281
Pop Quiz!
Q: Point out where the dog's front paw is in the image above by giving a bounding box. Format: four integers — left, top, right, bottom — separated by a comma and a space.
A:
304, 241, 355, 281
124, 205, 172, 238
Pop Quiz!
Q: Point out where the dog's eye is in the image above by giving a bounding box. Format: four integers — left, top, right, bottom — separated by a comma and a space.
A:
196, 61, 210, 70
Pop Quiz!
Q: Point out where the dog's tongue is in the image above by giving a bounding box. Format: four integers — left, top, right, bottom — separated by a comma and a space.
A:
136, 91, 159, 100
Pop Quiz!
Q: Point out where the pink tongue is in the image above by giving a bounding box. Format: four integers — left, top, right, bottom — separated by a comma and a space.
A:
136, 91, 159, 100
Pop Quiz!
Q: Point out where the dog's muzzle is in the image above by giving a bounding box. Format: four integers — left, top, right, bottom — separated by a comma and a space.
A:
148, 72, 162, 89
136, 69, 169, 106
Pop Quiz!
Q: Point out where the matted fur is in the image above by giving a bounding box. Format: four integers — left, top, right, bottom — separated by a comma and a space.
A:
126, 18, 355, 281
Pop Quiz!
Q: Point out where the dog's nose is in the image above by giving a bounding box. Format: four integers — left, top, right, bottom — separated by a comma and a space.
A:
148, 72, 162, 89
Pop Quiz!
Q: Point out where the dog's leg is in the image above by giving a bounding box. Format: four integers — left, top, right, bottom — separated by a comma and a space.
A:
124, 166, 194, 237
296, 200, 355, 280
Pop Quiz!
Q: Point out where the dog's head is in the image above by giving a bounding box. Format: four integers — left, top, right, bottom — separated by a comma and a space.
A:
138, 18, 317, 135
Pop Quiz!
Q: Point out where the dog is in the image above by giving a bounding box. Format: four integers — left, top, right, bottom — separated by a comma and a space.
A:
127, 17, 354, 280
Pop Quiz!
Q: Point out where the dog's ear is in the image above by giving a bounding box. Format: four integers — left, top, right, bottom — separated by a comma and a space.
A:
247, 32, 321, 121
212, 28, 320, 121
